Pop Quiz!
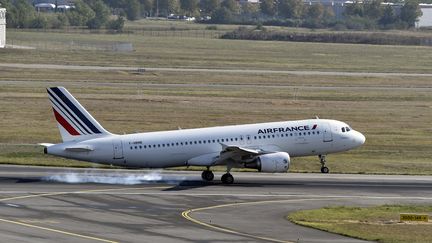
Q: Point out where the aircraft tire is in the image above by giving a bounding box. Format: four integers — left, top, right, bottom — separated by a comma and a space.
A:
221, 173, 234, 184
321, 166, 329, 173
201, 170, 214, 181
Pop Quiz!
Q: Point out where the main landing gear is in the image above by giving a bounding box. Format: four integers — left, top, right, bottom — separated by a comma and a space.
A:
201, 168, 234, 184
319, 154, 329, 173
201, 169, 214, 181
221, 173, 234, 184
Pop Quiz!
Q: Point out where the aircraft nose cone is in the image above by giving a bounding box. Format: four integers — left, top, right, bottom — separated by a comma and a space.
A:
355, 132, 366, 146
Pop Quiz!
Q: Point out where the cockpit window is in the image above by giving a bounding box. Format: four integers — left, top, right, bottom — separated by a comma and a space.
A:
342, 127, 346, 132
346, 127, 351, 132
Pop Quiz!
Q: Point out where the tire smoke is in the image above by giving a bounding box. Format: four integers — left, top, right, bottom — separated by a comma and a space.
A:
43, 171, 185, 185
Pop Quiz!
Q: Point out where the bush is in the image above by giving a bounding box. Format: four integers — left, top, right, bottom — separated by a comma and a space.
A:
30, 15, 48, 29
205, 25, 218, 30
107, 16, 125, 31
51, 14, 69, 29
221, 28, 428, 46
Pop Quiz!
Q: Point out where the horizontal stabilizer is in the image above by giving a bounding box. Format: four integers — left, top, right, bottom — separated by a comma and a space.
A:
64, 145, 94, 152
38, 143, 54, 147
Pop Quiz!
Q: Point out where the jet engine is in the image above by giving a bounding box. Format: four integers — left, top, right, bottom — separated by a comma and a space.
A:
245, 152, 290, 173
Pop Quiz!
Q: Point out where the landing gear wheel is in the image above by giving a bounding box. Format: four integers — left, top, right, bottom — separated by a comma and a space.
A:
201, 170, 214, 181
321, 166, 329, 174
221, 173, 234, 184
318, 154, 329, 174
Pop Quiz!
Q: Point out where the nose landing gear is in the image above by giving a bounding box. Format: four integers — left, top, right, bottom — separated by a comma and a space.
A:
319, 155, 329, 173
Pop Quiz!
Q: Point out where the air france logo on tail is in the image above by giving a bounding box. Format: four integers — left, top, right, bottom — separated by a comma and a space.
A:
47, 87, 102, 136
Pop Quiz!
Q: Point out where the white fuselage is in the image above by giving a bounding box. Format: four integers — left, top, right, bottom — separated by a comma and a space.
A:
47, 119, 365, 168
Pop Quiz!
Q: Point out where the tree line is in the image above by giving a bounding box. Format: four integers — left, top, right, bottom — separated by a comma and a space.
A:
0, 0, 124, 30
0, 0, 423, 30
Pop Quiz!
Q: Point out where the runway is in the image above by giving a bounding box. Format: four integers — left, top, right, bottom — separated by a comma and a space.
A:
2, 63, 432, 77
0, 165, 431, 243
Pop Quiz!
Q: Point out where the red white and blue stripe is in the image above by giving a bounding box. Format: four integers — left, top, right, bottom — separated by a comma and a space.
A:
47, 87, 104, 136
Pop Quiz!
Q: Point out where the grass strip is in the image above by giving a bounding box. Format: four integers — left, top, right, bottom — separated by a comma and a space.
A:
288, 205, 432, 243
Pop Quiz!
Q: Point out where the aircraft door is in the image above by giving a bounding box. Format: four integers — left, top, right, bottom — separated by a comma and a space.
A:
322, 123, 333, 142
112, 139, 124, 159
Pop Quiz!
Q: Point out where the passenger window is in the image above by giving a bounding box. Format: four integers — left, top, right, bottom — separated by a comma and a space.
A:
230, 138, 233, 141
281, 134, 284, 137
130, 146, 133, 150
272, 135, 275, 138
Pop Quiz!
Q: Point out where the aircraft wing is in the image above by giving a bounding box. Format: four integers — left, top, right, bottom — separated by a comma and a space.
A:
187, 143, 276, 166
213, 143, 270, 165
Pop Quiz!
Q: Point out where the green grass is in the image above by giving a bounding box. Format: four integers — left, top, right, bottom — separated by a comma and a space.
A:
4, 26, 432, 72
0, 24, 431, 173
288, 205, 432, 243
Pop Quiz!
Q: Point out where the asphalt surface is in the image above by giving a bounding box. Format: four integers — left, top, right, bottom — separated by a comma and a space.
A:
1, 80, 430, 92
0, 165, 431, 243
2, 63, 432, 77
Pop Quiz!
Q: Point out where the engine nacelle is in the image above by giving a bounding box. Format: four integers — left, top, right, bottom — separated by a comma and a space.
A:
245, 152, 290, 173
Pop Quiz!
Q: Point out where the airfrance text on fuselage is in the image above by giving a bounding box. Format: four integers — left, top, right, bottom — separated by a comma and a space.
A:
258, 125, 317, 134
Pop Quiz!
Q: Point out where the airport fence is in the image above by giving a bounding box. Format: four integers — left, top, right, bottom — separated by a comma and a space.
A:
6, 28, 225, 51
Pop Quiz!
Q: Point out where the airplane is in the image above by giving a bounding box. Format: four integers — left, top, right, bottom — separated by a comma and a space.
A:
41, 87, 366, 184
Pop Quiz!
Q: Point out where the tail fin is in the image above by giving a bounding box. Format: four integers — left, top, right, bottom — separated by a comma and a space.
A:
47, 87, 111, 142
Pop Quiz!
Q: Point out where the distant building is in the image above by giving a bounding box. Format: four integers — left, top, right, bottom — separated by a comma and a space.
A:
35, 3, 56, 12
418, 4, 432, 27
0, 8, 5, 48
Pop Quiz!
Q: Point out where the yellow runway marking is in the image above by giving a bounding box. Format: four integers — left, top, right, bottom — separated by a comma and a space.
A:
0, 217, 119, 243
182, 198, 327, 243
0, 186, 170, 242
0, 186, 169, 202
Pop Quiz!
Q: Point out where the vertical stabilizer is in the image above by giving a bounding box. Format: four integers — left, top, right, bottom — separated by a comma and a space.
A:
47, 87, 111, 142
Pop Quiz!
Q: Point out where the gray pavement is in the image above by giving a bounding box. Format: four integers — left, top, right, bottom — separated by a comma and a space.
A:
2, 63, 432, 77
0, 165, 431, 243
